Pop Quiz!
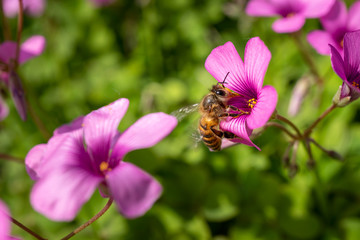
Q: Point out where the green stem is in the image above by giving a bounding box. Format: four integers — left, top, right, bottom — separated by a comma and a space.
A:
265, 122, 297, 139
275, 113, 302, 138
0, 0, 11, 40
11, 217, 46, 240
304, 104, 337, 137
61, 198, 113, 240
0, 153, 23, 164
26, 99, 51, 140
291, 30, 323, 86
15, 0, 24, 67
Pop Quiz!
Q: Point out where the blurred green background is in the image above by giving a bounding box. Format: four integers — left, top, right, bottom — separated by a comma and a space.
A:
1, 0, 360, 239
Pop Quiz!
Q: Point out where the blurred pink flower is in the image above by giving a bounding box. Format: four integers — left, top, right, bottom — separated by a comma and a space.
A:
0, 200, 20, 240
307, 0, 360, 56
0, 95, 9, 121
246, 0, 335, 33
26, 98, 178, 221
0, 35, 46, 120
2, 0, 45, 17
330, 30, 360, 103
205, 38, 278, 150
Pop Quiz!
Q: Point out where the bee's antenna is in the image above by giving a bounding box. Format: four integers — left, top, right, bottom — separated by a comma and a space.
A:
220, 72, 230, 87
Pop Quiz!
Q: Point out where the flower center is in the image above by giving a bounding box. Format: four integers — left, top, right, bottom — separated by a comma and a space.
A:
352, 81, 360, 89
286, 12, 295, 18
247, 98, 257, 109
340, 39, 344, 48
100, 161, 112, 173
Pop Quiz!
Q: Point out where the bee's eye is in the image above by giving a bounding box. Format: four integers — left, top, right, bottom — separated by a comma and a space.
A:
216, 90, 226, 96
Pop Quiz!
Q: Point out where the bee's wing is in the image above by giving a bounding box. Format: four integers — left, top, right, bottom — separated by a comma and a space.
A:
171, 103, 199, 122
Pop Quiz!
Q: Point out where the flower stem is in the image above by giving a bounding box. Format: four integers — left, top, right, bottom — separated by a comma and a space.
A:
304, 104, 337, 137
15, 0, 24, 67
11, 217, 46, 240
0, 153, 23, 164
275, 113, 302, 138
265, 122, 297, 139
61, 198, 114, 240
290, 31, 323, 86
26, 99, 51, 140
0, 0, 12, 40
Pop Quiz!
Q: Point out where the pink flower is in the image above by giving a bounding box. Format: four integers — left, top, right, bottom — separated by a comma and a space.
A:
2, 0, 45, 17
0, 95, 9, 121
26, 98, 178, 221
246, 0, 335, 33
330, 30, 360, 104
307, 0, 360, 56
0, 200, 20, 240
0, 35, 46, 120
205, 38, 278, 150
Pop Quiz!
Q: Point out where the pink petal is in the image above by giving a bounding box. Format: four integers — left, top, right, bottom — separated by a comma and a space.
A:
0, 200, 10, 239
307, 30, 338, 56
347, 1, 360, 31
83, 98, 129, 166
272, 14, 306, 33
8, 71, 27, 121
30, 168, 102, 221
220, 137, 257, 150
205, 42, 247, 95
246, 85, 277, 130
320, 0, 347, 34
0, 42, 17, 63
24, 0, 45, 16
245, 0, 277, 16
2, 0, 44, 17
2, 0, 19, 17
301, 0, 336, 18
0, 96, 9, 121
19, 35, 46, 64
106, 162, 162, 219
343, 31, 360, 78
330, 44, 346, 80
54, 116, 84, 135
26, 130, 90, 180
25, 144, 46, 180
219, 115, 260, 150
244, 37, 271, 93
111, 113, 177, 163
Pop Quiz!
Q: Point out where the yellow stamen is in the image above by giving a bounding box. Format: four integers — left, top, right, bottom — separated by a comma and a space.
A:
352, 81, 359, 88
340, 39, 344, 48
286, 13, 295, 18
247, 98, 257, 109
100, 161, 110, 172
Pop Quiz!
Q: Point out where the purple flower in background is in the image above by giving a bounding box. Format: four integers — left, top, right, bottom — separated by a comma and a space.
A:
26, 98, 178, 221
88, 0, 114, 7
205, 38, 278, 150
0, 35, 45, 120
246, 0, 335, 33
0, 200, 11, 239
0, 200, 20, 240
2, 0, 45, 17
330, 30, 360, 104
307, 0, 360, 56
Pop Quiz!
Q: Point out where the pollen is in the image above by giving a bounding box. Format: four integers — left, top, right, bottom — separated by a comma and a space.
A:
100, 161, 110, 172
286, 12, 295, 18
247, 98, 257, 109
352, 81, 360, 88
340, 39, 344, 48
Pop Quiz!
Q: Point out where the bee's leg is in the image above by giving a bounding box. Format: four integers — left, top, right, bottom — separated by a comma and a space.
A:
226, 105, 249, 115
223, 131, 237, 139
218, 112, 241, 118
210, 126, 224, 138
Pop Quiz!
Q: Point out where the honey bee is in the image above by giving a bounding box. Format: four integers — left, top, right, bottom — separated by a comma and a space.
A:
172, 72, 247, 151
198, 73, 247, 151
